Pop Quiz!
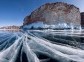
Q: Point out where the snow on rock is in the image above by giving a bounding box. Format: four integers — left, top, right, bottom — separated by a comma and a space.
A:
23, 21, 44, 29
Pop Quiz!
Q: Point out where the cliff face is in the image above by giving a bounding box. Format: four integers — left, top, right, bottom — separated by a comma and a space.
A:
81, 12, 84, 27
23, 2, 81, 29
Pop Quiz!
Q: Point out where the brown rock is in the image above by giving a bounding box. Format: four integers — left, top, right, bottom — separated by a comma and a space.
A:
81, 12, 84, 27
23, 2, 81, 28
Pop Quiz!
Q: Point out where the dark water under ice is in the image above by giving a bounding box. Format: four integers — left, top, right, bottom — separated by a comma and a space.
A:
0, 30, 84, 62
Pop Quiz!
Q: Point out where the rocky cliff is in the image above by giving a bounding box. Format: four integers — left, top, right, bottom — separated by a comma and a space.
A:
23, 2, 81, 29
81, 12, 84, 27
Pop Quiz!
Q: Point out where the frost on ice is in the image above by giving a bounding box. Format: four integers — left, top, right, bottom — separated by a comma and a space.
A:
23, 21, 81, 30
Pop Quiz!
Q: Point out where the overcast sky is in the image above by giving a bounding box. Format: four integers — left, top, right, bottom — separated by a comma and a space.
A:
0, 0, 84, 26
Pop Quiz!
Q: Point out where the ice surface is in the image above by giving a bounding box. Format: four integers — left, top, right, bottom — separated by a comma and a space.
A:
23, 21, 81, 30
0, 30, 84, 62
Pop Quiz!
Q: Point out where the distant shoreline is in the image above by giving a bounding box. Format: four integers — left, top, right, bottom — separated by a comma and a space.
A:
0, 29, 22, 32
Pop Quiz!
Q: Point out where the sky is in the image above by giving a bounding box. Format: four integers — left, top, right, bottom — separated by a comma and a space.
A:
0, 0, 84, 27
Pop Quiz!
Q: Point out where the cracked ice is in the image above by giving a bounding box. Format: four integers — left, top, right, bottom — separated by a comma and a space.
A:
0, 30, 84, 62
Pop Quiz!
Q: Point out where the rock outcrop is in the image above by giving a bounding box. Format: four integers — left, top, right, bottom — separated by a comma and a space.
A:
81, 12, 84, 27
23, 2, 81, 29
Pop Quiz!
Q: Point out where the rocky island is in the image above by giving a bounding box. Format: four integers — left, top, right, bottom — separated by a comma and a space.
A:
23, 2, 81, 30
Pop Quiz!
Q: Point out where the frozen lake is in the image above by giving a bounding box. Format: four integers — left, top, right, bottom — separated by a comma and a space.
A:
0, 30, 84, 62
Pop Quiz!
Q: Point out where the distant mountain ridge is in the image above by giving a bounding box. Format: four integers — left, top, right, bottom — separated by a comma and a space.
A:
0, 25, 20, 29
